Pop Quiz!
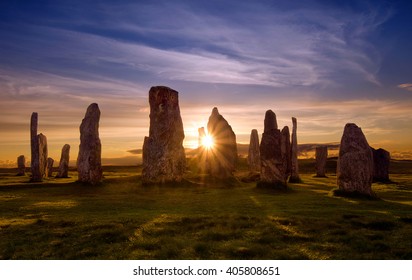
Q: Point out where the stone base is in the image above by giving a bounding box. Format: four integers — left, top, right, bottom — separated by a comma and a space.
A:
332, 188, 378, 200
288, 176, 302, 183
256, 180, 288, 190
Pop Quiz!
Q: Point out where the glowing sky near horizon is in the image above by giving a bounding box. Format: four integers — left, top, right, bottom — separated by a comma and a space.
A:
1, 0, 412, 165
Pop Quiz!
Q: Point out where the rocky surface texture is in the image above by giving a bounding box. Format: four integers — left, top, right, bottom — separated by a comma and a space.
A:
56, 144, 70, 178
17, 155, 25, 176
37, 133, 48, 180
259, 110, 287, 188
205, 107, 238, 178
248, 129, 260, 172
371, 147, 390, 182
46, 157, 54, 177
337, 123, 374, 196
289, 117, 301, 182
30, 112, 42, 182
315, 146, 328, 177
77, 103, 102, 185
142, 86, 186, 184
281, 126, 291, 181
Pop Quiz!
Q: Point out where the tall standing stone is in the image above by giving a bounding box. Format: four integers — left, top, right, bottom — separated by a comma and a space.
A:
315, 146, 328, 177
337, 123, 374, 196
371, 147, 390, 182
77, 103, 102, 185
30, 112, 42, 182
46, 157, 54, 177
17, 155, 25, 176
37, 133, 48, 179
289, 117, 301, 183
259, 110, 287, 188
281, 126, 291, 181
56, 144, 70, 178
248, 129, 260, 172
205, 107, 238, 178
142, 86, 186, 184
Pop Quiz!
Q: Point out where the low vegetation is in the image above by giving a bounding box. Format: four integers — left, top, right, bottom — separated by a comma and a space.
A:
0, 159, 411, 259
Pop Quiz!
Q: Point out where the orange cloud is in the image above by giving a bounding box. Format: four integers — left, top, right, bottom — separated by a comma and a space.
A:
398, 83, 412, 91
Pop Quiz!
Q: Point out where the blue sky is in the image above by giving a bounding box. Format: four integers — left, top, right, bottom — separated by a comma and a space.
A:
1, 0, 411, 165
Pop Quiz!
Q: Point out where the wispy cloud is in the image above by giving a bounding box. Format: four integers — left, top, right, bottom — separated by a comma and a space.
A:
398, 83, 412, 92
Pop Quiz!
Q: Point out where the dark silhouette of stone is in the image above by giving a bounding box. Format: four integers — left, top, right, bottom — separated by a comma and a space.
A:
77, 103, 102, 185
315, 146, 328, 177
371, 147, 390, 182
248, 129, 260, 172
281, 126, 291, 181
205, 107, 237, 178
259, 110, 286, 188
337, 123, 374, 196
47, 157, 54, 177
17, 155, 25, 176
56, 144, 70, 178
142, 86, 186, 184
37, 133, 48, 180
30, 112, 42, 182
289, 117, 301, 183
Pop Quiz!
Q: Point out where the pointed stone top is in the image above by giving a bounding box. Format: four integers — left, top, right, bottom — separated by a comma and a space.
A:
251, 129, 258, 134
281, 126, 290, 133
212, 107, 219, 116
86, 103, 99, 112
264, 110, 278, 132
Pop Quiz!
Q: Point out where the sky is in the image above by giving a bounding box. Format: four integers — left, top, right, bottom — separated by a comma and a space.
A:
1, 0, 412, 166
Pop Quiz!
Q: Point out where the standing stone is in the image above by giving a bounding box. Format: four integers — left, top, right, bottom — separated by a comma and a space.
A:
248, 129, 260, 172
205, 107, 238, 178
56, 144, 70, 178
371, 147, 390, 182
46, 157, 54, 177
77, 103, 102, 185
30, 112, 42, 182
259, 110, 287, 188
289, 117, 301, 183
17, 155, 25, 176
337, 123, 374, 196
315, 146, 328, 177
37, 133, 48, 179
281, 126, 291, 181
142, 86, 186, 184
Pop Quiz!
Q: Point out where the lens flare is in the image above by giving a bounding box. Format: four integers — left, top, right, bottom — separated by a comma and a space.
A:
202, 135, 214, 149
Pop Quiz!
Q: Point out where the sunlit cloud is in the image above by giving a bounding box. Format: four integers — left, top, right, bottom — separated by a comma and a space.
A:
398, 83, 412, 92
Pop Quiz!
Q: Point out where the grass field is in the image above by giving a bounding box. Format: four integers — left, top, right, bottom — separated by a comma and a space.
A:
0, 159, 411, 260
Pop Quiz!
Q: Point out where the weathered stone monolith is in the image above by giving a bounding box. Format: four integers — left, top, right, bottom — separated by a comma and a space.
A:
47, 157, 54, 177
30, 112, 42, 182
289, 117, 301, 183
56, 144, 70, 178
142, 86, 186, 184
37, 133, 48, 179
337, 123, 374, 196
77, 103, 102, 185
259, 110, 287, 188
371, 147, 390, 182
205, 107, 238, 178
17, 155, 25, 176
315, 146, 328, 177
281, 126, 291, 181
248, 129, 260, 172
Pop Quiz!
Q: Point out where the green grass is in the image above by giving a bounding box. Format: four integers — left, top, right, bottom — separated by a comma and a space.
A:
0, 160, 411, 259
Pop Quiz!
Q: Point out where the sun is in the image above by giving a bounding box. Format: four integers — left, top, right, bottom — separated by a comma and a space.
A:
202, 135, 214, 149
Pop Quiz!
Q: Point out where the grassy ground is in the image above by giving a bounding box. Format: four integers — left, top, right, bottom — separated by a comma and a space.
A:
0, 159, 411, 259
